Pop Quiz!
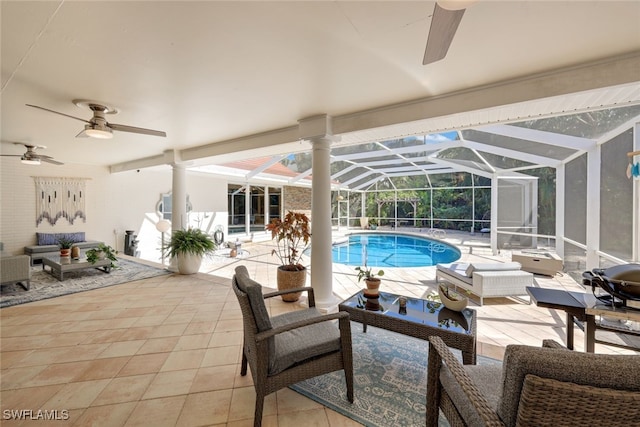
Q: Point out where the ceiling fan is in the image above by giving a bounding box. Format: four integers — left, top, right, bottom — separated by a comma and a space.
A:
26, 99, 167, 139
423, 1, 477, 65
0, 143, 64, 165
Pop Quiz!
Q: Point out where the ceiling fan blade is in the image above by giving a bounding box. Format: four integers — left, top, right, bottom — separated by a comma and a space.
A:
26, 104, 90, 124
0, 154, 22, 158
423, 3, 466, 65
109, 123, 167, 137
40, 157, 64, 165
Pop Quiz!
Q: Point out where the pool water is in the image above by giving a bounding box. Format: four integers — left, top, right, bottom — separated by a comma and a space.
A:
332, 233, 461, 268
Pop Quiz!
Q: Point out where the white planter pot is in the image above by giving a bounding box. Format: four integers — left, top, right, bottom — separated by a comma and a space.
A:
177, 253, 203, 275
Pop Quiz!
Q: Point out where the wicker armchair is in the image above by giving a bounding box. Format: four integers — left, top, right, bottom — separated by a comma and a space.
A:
232, 266, 354, 427
427, 336, 640, 427
0, 255, 31, 290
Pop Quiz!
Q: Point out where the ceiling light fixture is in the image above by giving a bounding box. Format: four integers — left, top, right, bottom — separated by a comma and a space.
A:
437, 0, 477, 11
85, 127, 113, 139
21, 158, 40, 165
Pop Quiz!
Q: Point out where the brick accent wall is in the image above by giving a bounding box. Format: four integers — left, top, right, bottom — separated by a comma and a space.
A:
283, 186, 312, 219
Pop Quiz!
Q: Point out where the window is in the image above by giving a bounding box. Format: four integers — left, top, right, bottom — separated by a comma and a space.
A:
228, 184, 281, 234
157, 192, 192, 222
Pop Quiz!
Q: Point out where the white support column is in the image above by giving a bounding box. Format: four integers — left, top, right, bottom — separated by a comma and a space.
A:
168, 161, 188, 272
633, 123, 640, 262
585, 147, 601, 269
299, 114, 337, 310
555, 164, 565, 259
530, 179, 538, 248
310, 136, 336, 309
245, 183, 251, 235
490, 174, 499, 255
172, 163, 187, 230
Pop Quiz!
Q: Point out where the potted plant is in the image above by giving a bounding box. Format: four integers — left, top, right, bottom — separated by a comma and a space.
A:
86, 243, 118, 269
163, 228, 216, 274
369, 219, 378, 230
265, 211, 311, 302
57, 236, 74, 257
356, 265, 384, 296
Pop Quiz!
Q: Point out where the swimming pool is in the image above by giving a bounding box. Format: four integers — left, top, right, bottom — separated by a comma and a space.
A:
332, 233, 461, 268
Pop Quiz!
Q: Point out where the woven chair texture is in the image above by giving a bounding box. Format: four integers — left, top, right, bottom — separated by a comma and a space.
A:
232, 266, 354, 427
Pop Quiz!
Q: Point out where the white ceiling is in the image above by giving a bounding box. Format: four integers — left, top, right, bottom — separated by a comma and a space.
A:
2, 1, 640, 169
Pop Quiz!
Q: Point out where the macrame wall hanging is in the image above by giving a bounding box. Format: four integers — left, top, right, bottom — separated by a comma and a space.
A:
34, 177, 88, 226
627, 150, 640, 180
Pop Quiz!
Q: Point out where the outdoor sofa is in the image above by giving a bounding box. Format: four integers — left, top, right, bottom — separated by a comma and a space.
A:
24, 232, 103, 265
436, 262, 533, 305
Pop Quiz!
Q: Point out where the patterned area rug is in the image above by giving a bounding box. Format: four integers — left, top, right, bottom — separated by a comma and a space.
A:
290, 325, 500, 427
0, 258, 170, 308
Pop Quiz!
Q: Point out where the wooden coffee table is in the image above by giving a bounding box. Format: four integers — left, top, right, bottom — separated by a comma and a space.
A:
339, 290, 477, 364
42, 253, 111, 281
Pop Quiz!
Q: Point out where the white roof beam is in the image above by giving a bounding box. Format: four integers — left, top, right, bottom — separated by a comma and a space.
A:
246, 154, 287, 179
476, 124, 595, 151
462, 140, 561, 167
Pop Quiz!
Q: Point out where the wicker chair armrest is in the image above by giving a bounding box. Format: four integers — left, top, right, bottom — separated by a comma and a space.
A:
263, 286, 315, 306
429, 336, 504, 426
255, 311, 349, 342
542, 339, 568, 350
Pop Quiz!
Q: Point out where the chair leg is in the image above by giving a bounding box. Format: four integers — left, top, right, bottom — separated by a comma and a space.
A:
253, 391, 265, 427
426, 344, 442, 427
241, 349, 248, 376
344, 366, 354, 403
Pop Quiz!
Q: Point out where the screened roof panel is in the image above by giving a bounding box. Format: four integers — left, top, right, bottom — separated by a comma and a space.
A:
436, 147, 483, 162
332, 142, 386, 156
213, 106, 640, 191
510, 104, 640, 139
475, 151, 535, 169
336, 167, 376, 184
279, 152, 312, 173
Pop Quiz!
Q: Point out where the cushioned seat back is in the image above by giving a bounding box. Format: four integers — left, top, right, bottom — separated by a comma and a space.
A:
233, 265, 272, 333
498, 345, 640, 427
515, 374, 640, 427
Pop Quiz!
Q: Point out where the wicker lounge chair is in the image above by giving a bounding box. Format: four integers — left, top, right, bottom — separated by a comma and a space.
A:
232, 266, 354, 427
436, 262, 533, 305
426, 336, 640, 427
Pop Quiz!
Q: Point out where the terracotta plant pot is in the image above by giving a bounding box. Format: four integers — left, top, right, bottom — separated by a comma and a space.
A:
60, 248, 71, 257
364, 278, 381, 297
276, 266, 306, 302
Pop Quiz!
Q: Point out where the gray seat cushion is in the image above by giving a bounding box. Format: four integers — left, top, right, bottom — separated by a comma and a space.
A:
440, 364, 503, 426
269, 308, 341, 375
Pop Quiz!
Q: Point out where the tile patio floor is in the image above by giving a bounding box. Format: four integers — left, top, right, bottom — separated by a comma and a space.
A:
1, 229, 636, 426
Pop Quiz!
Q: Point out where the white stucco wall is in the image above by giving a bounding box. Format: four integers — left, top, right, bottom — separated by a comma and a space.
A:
0, 158, 228, 264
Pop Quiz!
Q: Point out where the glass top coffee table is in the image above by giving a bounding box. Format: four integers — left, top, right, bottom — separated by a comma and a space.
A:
339, 289, 477, 364
42, 252, 112, 281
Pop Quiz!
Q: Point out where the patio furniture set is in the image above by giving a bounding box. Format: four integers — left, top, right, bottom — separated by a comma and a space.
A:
232, 259, 640, 427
